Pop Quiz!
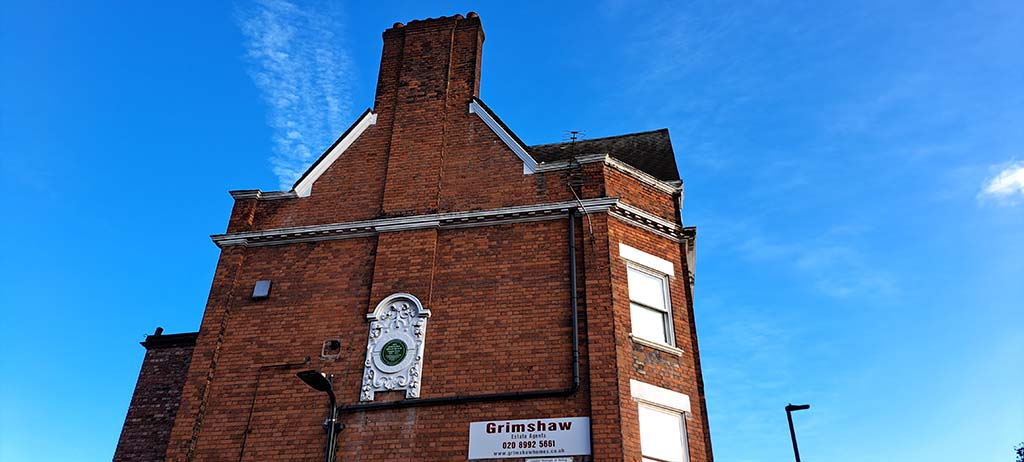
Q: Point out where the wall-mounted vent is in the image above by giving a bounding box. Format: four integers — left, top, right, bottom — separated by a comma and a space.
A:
252, 280, 272, 300
321, 338, 342, 361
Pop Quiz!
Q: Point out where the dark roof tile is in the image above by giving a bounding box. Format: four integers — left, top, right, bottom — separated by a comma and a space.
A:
529, 129, 679, 181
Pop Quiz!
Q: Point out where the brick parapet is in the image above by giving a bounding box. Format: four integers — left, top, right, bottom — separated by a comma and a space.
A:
114, 333, 197, 462
223, 156, 610, 235
604, 164, 681, 224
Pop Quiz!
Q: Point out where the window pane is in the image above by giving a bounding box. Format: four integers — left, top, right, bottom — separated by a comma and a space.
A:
631, 304, 668, 344
639, 405, 686, 462
627, 267, 667, 310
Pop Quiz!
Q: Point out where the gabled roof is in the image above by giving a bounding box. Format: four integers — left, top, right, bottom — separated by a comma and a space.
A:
283, 104, 678, 199
469, 98, 537, 173
291, 108, 377, 197
530, 129, 680, 181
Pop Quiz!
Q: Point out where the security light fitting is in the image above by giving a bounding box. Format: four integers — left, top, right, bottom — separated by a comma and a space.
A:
297, 370, 333, 394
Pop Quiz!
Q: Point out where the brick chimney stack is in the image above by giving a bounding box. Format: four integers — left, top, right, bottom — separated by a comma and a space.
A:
374, 13, 485, 216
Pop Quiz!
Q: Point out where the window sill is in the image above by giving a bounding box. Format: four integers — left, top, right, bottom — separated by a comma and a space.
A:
630, 334, 684, 357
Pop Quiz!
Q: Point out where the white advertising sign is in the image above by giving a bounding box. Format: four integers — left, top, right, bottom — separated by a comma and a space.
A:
468, 417, 591, 460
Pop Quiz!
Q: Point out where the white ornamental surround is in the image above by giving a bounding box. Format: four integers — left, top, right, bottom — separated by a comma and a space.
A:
360, 293, 431, 401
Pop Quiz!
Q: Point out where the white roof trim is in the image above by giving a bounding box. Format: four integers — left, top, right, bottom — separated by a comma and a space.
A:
619, 243, 675, 276
211, 197, 619, 248
293, 111, 378, 197
534, 153, 608, 172
630, 379, 691, 414
616, 202, 682, 233
468, 100, 538, 174
229, 189, 298, 201
536, 154, 682, 195
604, 156, 682, 195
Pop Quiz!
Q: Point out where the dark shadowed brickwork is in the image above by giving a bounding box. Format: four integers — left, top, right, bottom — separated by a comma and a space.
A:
114, 331, 197, 462
116, 12, 712, 462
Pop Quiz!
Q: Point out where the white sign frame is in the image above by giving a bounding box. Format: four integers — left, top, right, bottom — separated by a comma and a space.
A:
468, 417, 591, 460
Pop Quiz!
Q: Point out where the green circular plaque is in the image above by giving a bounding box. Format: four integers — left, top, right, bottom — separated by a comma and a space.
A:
380, 339, 408, 366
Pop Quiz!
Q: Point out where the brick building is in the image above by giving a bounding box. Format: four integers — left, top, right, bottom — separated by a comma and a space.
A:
115, 12, 712, 462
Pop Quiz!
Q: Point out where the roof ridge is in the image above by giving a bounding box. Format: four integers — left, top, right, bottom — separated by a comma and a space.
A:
529, 128, 669, 148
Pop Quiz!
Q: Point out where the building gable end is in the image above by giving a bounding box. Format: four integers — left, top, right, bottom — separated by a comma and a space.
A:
292, 109, 378, 197
468, 98, 538, 174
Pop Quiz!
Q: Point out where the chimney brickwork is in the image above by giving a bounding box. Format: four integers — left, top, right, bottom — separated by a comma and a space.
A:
114, 333, 197, 462
378, 15, 484, 215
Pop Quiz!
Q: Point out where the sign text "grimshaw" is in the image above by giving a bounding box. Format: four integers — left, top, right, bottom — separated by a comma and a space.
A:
486, 420, 574, 434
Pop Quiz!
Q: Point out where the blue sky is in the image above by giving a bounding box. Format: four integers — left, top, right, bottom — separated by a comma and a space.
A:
2, 1, 1022, 461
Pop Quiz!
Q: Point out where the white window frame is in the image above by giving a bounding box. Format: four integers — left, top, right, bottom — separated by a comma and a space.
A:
621, 243, 676, 347
639, 403, 690, 462
627, 265, 675, 346
631, 379, 692, 462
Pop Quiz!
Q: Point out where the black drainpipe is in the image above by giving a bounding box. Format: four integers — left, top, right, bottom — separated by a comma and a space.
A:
336, 208, 582, 414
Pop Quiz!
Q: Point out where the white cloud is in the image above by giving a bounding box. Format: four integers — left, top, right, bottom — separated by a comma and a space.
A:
979, 162, 1024, 205
237, 0, 354, 190
724, 220, 897, 299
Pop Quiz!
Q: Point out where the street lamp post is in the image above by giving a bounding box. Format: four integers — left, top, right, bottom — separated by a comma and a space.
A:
785, 403, 810, 462
298, 370, 341, 462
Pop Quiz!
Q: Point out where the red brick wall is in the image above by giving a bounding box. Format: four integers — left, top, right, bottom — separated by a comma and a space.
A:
603, 165, 679, 222
577, 214, 624, 461
114, 333, 197, 462
164, 219, 597, 461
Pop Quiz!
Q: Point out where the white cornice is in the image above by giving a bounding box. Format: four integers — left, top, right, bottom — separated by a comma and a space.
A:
211, 198, 618, 248
609, 202, 687, 243
534, 153, 608, 172
603, 156, 681, 195
375, 221, 440, 233
468, 100, 538, 174
211, 197, 694, 248
534, 154, 682, 196
293, 111, 378, 197
616, 202, 681, 232
229, 190, 298, 201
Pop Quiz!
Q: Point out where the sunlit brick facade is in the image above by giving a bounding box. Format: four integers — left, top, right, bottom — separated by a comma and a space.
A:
115, 13, 711, 462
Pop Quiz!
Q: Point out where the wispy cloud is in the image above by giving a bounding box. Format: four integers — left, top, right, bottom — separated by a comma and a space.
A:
237, 0, 354, 190
793, 245, 897, 298
729, 223, 898, 298
978, 161, 1024, 205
